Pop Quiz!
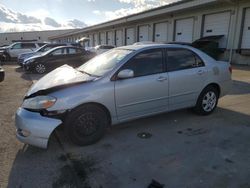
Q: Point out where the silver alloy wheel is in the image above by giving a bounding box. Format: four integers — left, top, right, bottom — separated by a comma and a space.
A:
35, 64, 46, 74
202, 91, 217, 112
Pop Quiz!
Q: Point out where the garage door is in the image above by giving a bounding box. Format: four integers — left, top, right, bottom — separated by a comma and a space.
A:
93, 33, 98, 46
126, 28, 135, 45
203, 11, 231, 48
138, 25, 149, 42
115, 29, 123, 46
107, 31, 114, 45
100, 32, 106, 45
154, 22, 168, 42
241, 8, 250, 49
175, 18, 194, 43
89, 34, 93, 47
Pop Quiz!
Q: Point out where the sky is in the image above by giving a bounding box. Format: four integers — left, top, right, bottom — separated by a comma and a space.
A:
0, 0, 178, 26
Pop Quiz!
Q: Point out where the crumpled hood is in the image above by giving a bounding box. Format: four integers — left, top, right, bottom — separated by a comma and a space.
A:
26, 65, 95, 97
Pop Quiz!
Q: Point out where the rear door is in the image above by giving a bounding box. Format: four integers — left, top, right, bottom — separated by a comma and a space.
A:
68, 48, 87, 67
166, 48, 207, 111
114, 48, 169, 121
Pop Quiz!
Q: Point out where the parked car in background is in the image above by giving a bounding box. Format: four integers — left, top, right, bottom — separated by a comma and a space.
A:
0, 42, 45, 61
89, 45, 115, 55
15, 44, 232, 148
23, 46, 95, 74
18, 43, 68, 66
168, 35, 224, 60
0, 65, 4, 82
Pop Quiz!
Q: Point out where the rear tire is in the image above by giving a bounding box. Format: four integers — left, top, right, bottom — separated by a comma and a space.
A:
194, 86, 219, 115
64, 104, 108, 146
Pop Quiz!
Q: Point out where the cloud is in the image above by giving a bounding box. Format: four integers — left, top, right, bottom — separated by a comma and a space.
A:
93, 10, 101, 15
92, 0, 179, 22
44, 17, 61, 27
25, 9, 50, 19
0, 3, 87, 32
64, 19, 87, 28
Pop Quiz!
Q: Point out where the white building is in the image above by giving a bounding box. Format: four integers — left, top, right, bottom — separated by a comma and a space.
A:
0, 29, 79, 46
49, 0, 250, 65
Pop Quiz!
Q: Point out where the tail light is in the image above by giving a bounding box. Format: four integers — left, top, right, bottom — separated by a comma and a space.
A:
229, 66, 232, 74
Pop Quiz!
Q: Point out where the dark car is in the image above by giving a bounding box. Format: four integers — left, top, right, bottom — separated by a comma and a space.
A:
23, 46, 95, 74
168, 35, 225, 60
0, 66, 4, 82
17, 43, 67, 66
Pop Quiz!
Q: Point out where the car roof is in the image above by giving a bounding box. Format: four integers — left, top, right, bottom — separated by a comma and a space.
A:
50, 46, 81, 50
117, 43, 195, 51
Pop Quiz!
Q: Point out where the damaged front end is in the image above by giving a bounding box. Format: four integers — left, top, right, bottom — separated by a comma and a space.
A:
15, 65, 96, 148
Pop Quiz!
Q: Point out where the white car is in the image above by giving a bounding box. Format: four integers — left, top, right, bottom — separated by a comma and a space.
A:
3, 42, 44, 60
15, 44, 232, 148
90, 45, 115, 55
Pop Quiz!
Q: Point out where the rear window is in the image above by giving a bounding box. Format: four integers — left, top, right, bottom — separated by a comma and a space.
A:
167, 48, 204, 72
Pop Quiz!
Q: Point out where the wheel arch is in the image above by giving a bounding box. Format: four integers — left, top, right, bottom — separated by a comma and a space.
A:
204, 83, 221, 97
70, 102, 112, 126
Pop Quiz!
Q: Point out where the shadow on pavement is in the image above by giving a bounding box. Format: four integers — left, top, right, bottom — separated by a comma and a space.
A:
7, 107, 250, 188
228, 80, 250, 95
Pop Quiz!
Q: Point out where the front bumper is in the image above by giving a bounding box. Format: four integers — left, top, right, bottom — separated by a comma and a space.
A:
0, 68, 4, 82
17, 58, 24, 66
15, 108, 62, 148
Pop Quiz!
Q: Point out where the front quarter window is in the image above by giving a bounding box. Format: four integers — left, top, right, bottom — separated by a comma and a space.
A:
78, 49, 132, 77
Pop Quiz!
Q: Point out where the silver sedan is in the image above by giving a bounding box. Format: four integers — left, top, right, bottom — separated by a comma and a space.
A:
15, 44, 232, 148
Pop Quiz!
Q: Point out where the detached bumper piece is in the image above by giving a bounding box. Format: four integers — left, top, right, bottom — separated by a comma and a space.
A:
15, 108, 62, 148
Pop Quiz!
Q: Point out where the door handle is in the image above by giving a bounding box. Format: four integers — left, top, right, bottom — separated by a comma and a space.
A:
157, 76, 167, 82
197, 70, 204, 75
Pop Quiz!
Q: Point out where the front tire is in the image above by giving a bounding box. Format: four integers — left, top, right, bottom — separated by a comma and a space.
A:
194, 86, 219, 115
34, 63, 46, 74
64, 105, 108, 146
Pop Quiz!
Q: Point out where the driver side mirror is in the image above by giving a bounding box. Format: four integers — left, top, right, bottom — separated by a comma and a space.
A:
117, 69, 134, 79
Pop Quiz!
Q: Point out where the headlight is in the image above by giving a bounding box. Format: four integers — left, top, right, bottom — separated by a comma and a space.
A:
25, 59, 35, 64
22, 96, 56, 110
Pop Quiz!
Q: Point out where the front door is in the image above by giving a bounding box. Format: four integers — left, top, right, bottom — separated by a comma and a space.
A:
114, 48, 169, 121
46, 48, 67, 69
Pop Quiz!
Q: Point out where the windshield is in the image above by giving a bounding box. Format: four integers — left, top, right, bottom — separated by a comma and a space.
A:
35, 44, 47, 52
78, 49, 132, 77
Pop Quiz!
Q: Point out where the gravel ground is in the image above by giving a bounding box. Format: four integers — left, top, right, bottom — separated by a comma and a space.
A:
0, 64, 250, 188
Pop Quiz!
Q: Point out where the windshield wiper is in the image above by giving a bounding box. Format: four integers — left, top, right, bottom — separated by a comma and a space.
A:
78, 70, 100, 77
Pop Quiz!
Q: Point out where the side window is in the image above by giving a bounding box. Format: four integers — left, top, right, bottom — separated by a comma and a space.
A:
22, 43, 36, 49
122, 49, 164, 77
76, 49, 83, 53
12, 43, 21, 49
167, 48, 204, 72
42, 47, 52, 52
51, 49, 64, 56
68, 48, 77, 54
